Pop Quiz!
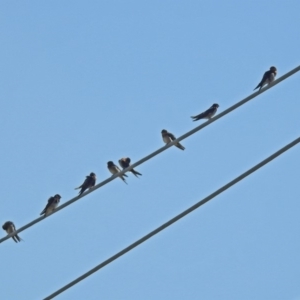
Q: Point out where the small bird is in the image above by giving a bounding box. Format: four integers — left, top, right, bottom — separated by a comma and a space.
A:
2, 221, 22, 243
161, 129, 185, 150
254, 66, 277, 91
119, 157, 142, 178
75, 172, 96, 195
107, 161, 128, 184
40, 194, 61, 216
191, 103, 219, 121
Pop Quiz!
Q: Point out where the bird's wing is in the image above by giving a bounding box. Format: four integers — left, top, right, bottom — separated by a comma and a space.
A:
40, 205, 48, 215
258, 71, 269, 86
254, 71, 270, 90
167, 132, 177, 141
47, 196, 54, 204
261, 71, 270, 83
192, 107, 214, 119
191, 112, 204, 119
119, 159, 127, 169
81, 176, 92, 188
41, 197, 54, 214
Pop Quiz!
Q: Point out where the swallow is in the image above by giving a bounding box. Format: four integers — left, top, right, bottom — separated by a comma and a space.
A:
161, 129, 185, 150
107, 161, 128, 184
75, 172, 96, 195
2, 221, 22, 243
119, 157, 142, 178
254, 66, 277, 91
40, 194, 61, 216
191, 103, 219, 121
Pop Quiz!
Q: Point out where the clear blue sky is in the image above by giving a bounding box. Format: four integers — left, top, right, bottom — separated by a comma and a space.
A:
0, 1, 299, 299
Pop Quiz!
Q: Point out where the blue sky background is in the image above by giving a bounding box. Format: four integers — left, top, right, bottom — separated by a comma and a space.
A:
0, 1, 299, 299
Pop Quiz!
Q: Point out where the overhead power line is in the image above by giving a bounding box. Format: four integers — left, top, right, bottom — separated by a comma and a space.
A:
1, 65, 299, 244
43, 137, 300, 299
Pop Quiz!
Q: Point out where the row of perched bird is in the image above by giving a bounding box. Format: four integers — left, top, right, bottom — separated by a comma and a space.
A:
2, 66, 277, 243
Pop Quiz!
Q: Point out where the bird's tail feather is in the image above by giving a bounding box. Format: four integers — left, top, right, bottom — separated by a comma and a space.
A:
176, 143, 185, 150
191, 113, 203, 121
16, 234, 23, 242
120, 176, 128, 184
132, 169, 142, 177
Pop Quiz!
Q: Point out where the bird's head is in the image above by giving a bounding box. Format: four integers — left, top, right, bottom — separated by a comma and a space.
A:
90, 172, 96, 177
54, 194, 61, 199
270, 66, 277, 74
125, 157, 131, 163
3, 221, 12, 229
212, 103, 219, 108
107, 161, 114, 167
161, 129, 167, 134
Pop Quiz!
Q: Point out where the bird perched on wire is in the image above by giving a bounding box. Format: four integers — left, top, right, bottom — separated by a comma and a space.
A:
119, 157, 142, 178
191, 103, 219, 121
40, 194, 61, 216
107, 161, 128, 184
75, 172, 96, 195
2, 221, 22, 243
254, 66, 277, 91
161, 129, 185, 150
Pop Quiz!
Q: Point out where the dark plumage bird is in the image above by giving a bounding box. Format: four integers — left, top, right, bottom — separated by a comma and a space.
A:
2, 221, 22, 243
107, 161, 128, 184
40, 194, 61, 216
191, 103, 219, 121
119, 157, 142, 178
75, 172, 96, 195
254, 66, 277, 90
161, 129, 185, 150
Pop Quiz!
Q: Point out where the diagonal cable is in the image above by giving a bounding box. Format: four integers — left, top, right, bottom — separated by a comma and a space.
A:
1, 65, 299, 244
43, 137, 300, 299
